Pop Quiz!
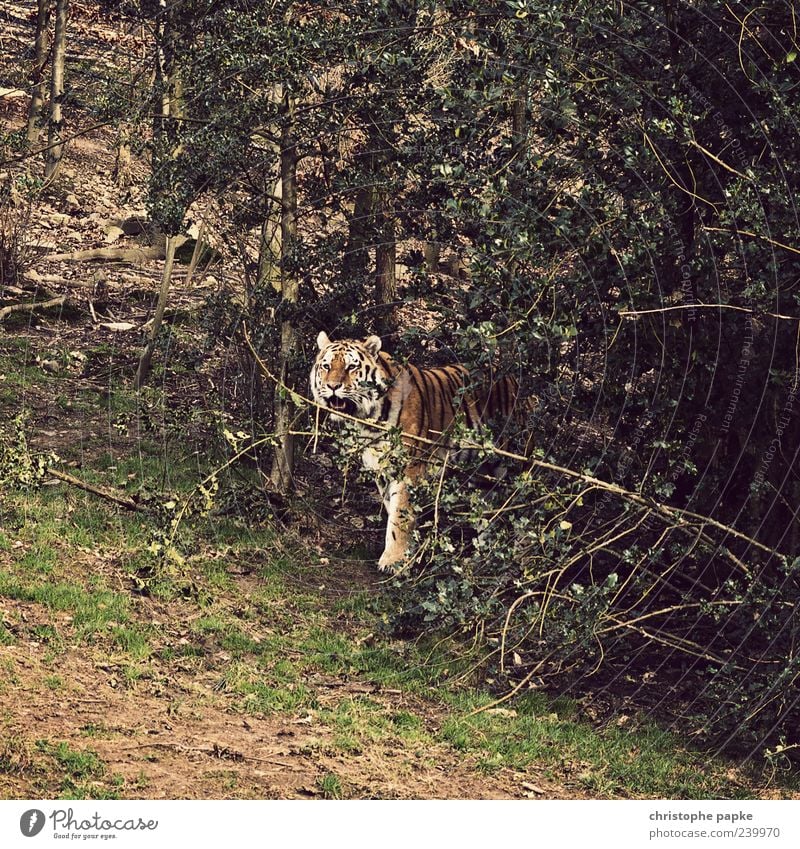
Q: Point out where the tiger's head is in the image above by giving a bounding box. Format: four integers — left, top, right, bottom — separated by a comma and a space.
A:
310, 331, 389, 421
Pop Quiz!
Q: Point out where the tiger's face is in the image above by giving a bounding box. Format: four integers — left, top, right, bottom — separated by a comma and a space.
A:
310, 332, 389, 421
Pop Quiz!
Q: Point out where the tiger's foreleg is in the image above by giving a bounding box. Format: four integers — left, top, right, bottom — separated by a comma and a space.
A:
377, 478, 414, 572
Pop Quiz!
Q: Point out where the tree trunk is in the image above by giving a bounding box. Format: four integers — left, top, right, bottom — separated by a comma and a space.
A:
183, 220, 206, 288
257, 175, 283, 291
150, 0, 180, 175
511, 84, 527, 157
342, 119, 381, 290
153, 0, 171, 132
341, 184, 373, 287
134, 235, 177, 391
374, 190, 397, 335
44, 0, 67, 181
133, 0, 185, 391
269, 95, 299, 493
26, 0, 51, 147
423, 241, 440, 272
113, 122, 133, 188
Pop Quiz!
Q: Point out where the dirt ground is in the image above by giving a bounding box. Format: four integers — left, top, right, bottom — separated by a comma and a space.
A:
0, 589, 577, 800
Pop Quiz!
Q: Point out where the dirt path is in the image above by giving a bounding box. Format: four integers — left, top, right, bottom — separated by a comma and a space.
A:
0, 637, 571, 800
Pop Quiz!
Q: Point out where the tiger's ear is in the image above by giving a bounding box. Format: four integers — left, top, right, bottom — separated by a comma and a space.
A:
317, 331, 332, 350
364, 335, 382, 356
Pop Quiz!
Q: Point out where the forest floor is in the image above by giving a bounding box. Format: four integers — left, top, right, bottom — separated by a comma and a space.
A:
2, 2, 800, 801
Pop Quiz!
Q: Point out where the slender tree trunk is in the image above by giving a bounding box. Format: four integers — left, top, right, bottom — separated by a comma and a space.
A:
257, 175, 283, 291
26, 0, 51, 147
341, 184, 373, 286
153, 0, 170, 132
269, 95, 299, 493
134, 1, 183, 391
663, 0, 681, 60
374, 190, 397, 335
504, 82, 529, 282
44, 0, 67, 180
251, 87, 284, 426
183, 220, 206, 289
511, 84, 527, 157
113, 122, 133, 188
134, 235, 176, 391
423, 241, 440, 272
342, 119, 382, 288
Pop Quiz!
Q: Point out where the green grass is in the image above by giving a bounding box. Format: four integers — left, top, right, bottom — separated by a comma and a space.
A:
317, 771, 343, 799
79, 723, 110, 738
190, 615, 263, 655
434, 691, 746, 798
282, 620, 773, 798
0, 352, 47, 390
37, 740, 105, 779
319, 696, 432, 758
18, 543, 58, 575
0, 621, 14, 646
32, 740, 119, 798
0, 573, 132, 640
3, 486, 152, 554
110, 625, 151, 659
27, 739, 134, 800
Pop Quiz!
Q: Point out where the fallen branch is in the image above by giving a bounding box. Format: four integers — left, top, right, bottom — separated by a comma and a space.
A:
46, 466, 146, 512
42, 246, 168, 264
701, 225, 800, 257
120, 741, 296, 769
0, 295, 66, 321
22, 270, 108, 289
685, 137, 752, 181
618, 302, 800, 323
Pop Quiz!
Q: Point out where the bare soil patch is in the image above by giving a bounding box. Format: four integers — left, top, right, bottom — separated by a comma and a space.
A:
0, 618, 575, 800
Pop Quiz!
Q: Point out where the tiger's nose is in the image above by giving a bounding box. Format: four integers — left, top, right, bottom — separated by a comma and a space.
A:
328, 382, 342, 391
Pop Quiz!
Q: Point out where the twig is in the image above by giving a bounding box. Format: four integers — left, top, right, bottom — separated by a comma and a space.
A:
432, 449, 450, 536
602, 619, 730, 664
701, 225, 800, 257
596, 600, 741, 634
537, 508, 654, 635
465, 661, 546, 718
725, 4, 771, 84
618, 302, 800, 322
135, 235, 177, 390
641, 127, 719, 210
183, 221, 207, 288
120, 742, 295, 768
685, 137, 752, 181
500, 591, 536, 673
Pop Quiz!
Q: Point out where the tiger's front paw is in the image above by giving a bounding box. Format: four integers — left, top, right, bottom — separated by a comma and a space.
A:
377, 548, 404, 573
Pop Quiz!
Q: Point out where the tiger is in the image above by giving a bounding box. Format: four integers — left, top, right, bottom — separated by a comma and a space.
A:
310, 331, 522, 571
